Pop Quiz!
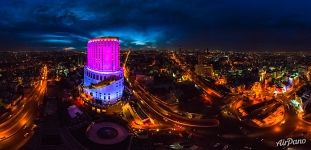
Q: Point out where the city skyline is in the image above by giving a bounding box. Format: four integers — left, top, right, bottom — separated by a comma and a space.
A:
1, 39, 311, 149
1, 0, 311, 51
2, 1, 311, 149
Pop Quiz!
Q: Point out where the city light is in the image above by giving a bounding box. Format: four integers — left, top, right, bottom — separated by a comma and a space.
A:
1, 1, 311, 149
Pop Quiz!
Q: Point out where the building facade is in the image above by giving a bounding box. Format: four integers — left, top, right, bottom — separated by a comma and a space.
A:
83, 37, 124, 105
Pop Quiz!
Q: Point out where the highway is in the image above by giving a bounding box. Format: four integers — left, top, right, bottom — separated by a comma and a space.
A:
134, 87, 219, 128
124, 68, 219, 128
0, 65, 47, 150
124, 51, 310, 148
169, 52, 310, 140
219, 80, 310, 144
170, 52, 223, 99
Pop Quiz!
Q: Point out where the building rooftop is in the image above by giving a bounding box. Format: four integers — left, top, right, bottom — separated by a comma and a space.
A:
88, 37, 119, 42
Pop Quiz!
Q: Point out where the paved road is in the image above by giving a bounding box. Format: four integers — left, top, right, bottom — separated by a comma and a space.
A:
170, 52, 223, 99
128, 79, 219, 128
0, 67, 47, 150
124, 53, 219, 128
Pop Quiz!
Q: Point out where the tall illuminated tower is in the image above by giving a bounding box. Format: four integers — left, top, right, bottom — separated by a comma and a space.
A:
83, 37, 124, 105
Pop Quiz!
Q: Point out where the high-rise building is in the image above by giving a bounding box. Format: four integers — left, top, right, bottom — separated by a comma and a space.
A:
195, 64, 214, 77
83, 37, 124, 105
197, 53, 205, 65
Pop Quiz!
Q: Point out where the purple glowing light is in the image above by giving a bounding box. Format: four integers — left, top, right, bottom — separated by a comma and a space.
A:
83, 37, 124, 105
87, 37, 120, 72
86, 67, 123, 74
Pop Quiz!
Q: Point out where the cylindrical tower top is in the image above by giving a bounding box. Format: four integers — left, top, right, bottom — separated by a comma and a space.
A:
88, 37, 119, 43
87, 36, 120, 72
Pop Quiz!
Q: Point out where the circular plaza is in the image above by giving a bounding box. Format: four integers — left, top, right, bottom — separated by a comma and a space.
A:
86, 122, 128, 145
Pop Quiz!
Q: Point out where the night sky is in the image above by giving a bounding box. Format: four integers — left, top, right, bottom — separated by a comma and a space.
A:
1, 0, 311, 51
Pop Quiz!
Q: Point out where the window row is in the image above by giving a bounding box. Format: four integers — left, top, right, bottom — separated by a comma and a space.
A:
85, 71, 123, 81
89, 91, 123, 100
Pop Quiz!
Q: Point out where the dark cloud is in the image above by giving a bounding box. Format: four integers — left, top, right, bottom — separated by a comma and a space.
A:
0, 0, 311, 51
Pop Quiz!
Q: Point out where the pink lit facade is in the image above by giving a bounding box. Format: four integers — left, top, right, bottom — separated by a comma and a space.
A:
87, 37, 120, 72
83, 37, 124, 105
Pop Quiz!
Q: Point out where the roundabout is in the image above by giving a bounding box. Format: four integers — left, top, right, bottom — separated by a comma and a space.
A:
229, 96, 286, 128
86, 122, 128, 145
97, 127, 118, 139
